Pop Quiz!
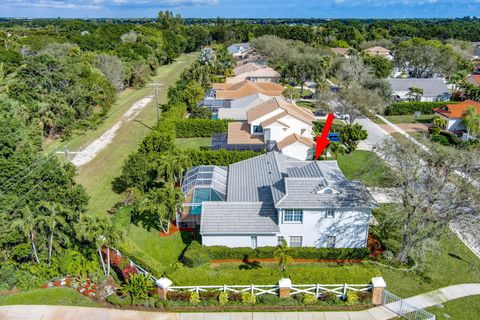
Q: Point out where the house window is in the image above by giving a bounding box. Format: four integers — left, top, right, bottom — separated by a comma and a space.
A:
283, 209, 303, 223
277, 236, 284, 246
252, 125, 264, 134
251, 236, 257, 249
327, 236, 336, 248
326, 209, 335, 218
290, 236, 302, 248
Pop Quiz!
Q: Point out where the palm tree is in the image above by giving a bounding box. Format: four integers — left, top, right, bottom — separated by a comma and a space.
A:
462, 106, 480, 140
406, 87, 424, 102
432, 116, 448, 129
282, 85, 300, 102
171, 153, 192, 185
327, 142, 346, 160
274, 240, 294, 273
139, 189, 170, 233
10, 206, 42, 264
449, 71, 467, 92
157, 153, 176, 182
37, 201, 68, 265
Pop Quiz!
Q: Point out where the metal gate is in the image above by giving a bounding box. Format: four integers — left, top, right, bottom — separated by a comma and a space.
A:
382, 290, 436, 320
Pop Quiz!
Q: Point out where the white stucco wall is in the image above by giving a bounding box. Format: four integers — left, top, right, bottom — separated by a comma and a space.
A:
262, 115, 312, 142
277, 208, 371, 248
281, 142, 312, 160
202, 234, 277, 248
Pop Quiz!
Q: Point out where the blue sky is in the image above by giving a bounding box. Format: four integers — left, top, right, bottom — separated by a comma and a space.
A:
1, 0, 479, 18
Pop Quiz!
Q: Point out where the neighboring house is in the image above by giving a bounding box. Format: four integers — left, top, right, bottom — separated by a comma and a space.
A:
364, 46, 393, 61
387, 78, 450, 102
180, 152, 376, 248
217, 93, 271, 120
227, 65, 280, 84
227, 43, 251, 58
234, 62, 267, 76
434, 100, 480, 132
330, 47, 350, 57
213, 97, 315, 161
466, 74, 480, 87
198, 80, 284, 114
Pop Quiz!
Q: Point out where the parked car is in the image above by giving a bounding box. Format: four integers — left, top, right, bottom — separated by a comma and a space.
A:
314, 110, 327, 117
334, 113, 350, 121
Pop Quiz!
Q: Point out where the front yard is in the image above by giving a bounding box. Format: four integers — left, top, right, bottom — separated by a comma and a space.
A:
427, 295, 480, 320
0, 288, 98, 307
337, 150, 396, 187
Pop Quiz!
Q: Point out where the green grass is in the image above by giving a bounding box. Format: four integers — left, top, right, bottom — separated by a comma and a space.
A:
296, 100, 315, 109
50, 53, 197, 214
175, 137, 211, 150
427, 295, 480, 320
384, 114, 435, 124
380, 229, 480, 298
116, 223, 192, 276
0, 288, 99, 307
169, 262, 381, 286
337, 150, 396, 187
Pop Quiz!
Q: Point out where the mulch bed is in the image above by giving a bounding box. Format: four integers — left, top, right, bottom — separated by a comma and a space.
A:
158, 223, 194, 237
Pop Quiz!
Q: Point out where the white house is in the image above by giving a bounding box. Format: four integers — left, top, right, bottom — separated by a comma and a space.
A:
217, 93, 271, 120
434, 100, 480, 132
387, 78, 450, 102
227, 43, 251, 58
180, 152, 376, 248
213, 97, 315, 161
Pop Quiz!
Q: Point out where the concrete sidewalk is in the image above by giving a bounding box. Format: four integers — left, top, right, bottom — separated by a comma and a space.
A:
1, 284, 479, 320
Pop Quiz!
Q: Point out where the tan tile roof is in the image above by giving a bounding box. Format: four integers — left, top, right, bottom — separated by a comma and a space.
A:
247, 97, 315, 125
466, 75, 480, 86
364, 46, 391, 56
212, 81, 284, 100
261, 111, 289, 127
234, 63, 266, 76
227, 67, 281, 84
227, 122, 265, 145
276, 133, 315, 150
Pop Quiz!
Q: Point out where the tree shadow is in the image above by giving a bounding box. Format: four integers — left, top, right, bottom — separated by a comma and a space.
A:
448, 253, 464, 261
239, 260, 262, 270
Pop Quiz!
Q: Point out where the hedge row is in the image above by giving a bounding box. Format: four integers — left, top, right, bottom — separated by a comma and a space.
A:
172, 118, 228, 138
183, 242, 370, 268
385, 102, 456, 115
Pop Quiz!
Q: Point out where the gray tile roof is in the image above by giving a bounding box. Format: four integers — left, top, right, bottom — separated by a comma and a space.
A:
200, 202, 279, 234
199, 152, 375, 234
387, 78, 448, 96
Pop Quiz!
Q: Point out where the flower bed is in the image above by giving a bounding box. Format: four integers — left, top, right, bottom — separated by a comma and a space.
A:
41, 277, 98, 297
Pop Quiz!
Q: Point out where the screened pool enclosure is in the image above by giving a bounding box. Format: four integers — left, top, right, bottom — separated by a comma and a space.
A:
179, 166, 228, 227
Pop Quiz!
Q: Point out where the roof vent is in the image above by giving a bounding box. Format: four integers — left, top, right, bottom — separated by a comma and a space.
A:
268, 171, 272, 174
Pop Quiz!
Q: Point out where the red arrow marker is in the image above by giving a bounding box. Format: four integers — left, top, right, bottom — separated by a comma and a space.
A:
315, 113, 335, 160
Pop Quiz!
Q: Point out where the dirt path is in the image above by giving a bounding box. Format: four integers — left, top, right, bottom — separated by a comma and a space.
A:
69, 53, 197, 213
71, 95, 154, 167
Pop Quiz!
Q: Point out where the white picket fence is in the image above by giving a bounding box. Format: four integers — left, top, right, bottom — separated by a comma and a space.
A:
168, 283, 372, 298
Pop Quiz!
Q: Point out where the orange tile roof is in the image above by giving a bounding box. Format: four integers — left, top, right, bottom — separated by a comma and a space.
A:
434, 100, 480, 119
227, 122, 265, 145
276, 133, 315, 150
247, 97, 315, 125
212, 81, 284, 100
466, 75, 480, 86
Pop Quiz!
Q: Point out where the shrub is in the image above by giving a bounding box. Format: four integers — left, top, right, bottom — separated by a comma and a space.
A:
302, 294, 317, 305
200, 290, 219, 301
431, 134, 451, 146
318, 292, 338, 304
440, 130, 461, 145
173, 119, 228, 138
218, 291, 229, 305
428, 126, 442, 135
106, 294, 130, 306
345, 291, 359, 306
385, 102, 455, 116
167, 291, 190, 301
189, 292, 200, 305
229, 292, 243, 302
183, 242, 210, 267
357, 291, 372, 304
241, 292, 256, 305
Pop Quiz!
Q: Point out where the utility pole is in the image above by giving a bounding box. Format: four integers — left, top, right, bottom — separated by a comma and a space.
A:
149, 82, 163, 123
55, 147, 81, 162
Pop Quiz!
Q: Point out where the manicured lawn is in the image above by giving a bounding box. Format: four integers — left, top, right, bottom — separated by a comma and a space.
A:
0, 288, 98, 307
175, 137, 211, 150
116, 223, 192, 276
296, 100, 315, 109
380, 229, 480, 298
337, 150, 396, 187
427, 295, 480, 320
57, 53, 198, 214
169, 262, 381, 286
384, 114, 435, 124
